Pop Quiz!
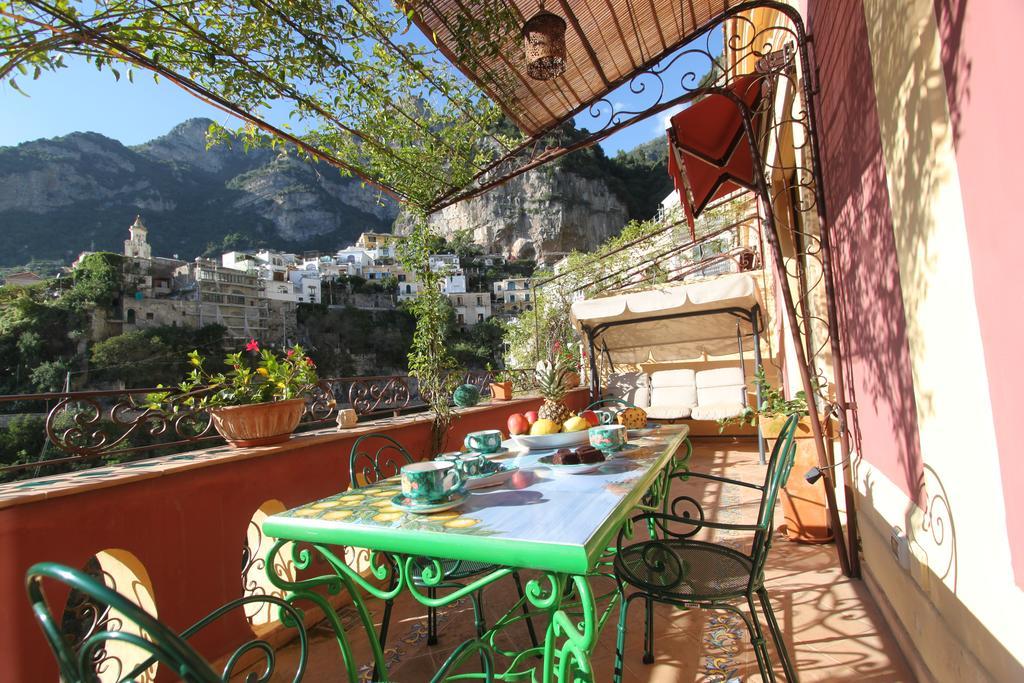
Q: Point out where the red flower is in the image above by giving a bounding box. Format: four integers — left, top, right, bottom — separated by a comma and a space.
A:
286, 349, 295, 357
245, 339, 259, 352
305, 357, 316, 367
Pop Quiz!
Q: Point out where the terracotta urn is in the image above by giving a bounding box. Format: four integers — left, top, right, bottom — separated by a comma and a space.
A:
490, 381, 514, 401
209, 398, 306, 448
759, 414, 835, 544
562, 371, 581, 389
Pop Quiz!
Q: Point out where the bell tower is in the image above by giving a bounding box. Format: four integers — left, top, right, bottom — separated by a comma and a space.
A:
124, 215, 152, 260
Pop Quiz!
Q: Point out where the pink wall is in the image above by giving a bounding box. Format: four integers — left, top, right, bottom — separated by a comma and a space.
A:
933, 0, 1024, 587
807, 0, 926, 506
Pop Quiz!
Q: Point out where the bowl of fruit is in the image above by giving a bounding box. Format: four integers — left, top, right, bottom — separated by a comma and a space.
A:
506, 359, 602, 450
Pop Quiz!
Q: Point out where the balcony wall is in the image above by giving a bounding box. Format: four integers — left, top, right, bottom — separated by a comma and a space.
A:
0, 389, 589, 681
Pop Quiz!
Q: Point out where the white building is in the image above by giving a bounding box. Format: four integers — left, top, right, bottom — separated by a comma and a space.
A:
288, 269, 320, 304
335, 247, 375, 275
123, 216, 153, 260
441, 274, 467, 294
449, 292, 492, 328
428, 253, 460, 272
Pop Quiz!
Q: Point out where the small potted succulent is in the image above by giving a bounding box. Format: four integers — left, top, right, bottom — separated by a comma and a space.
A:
719, 365, 832, 543
488, 366, 514, 401
154, 339, 320, 447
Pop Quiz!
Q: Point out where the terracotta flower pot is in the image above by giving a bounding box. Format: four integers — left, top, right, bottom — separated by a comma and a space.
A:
209, 398, 306, 448
562, 371, 581, 389
490, 382, 514, 401
760, 414, 834, 544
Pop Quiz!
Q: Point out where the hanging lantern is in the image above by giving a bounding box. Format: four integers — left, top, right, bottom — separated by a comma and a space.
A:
522, 8, 567, 81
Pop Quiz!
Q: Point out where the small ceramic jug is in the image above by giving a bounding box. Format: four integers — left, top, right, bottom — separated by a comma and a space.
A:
336, 408, 358, 429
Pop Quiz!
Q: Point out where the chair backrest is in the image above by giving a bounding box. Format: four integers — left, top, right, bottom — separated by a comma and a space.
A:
649, 369, 697, 407
749, 413, 801, 581
694, 367, 746, 407
604, 371, 651, 407
26, 562, 221, 683
349, 433, 414, 489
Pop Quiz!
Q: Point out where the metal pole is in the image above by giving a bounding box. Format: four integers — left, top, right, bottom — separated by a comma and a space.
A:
751, 305, 766, 465
733, 97, 854, 578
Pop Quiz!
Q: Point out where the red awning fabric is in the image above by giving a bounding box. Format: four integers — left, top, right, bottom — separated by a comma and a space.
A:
667, 74, 763, 237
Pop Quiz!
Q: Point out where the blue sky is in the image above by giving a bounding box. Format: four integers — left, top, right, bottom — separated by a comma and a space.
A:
0, 26, 720, 157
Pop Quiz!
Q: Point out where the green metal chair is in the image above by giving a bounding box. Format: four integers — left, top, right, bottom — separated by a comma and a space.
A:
348, 433, 538, 656
612, 413, 801, 683
26, 561, 308, 682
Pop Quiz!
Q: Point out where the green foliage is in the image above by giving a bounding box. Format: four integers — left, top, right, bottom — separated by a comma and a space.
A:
61, 252, 123, 310
449, 317, 505, 370
398, 211, 460, 449
29, 359, 70, 392
717, 365, 810, 430
2, 0, 522, 209
297, 305, 415, 376
156, 341, 318, 409
90, 324, 226, 388
0, 415, 47, 472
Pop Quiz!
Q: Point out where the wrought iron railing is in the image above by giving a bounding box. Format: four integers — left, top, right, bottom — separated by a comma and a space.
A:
0, 369, 536, 480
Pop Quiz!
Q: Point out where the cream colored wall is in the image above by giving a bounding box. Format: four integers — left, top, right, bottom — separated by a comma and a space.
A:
857, 0, 1023, 679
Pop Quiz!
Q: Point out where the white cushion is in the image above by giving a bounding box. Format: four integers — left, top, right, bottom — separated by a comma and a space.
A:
695, 368, 745, 407
690, 402, 746, 421
605, 372, 650, 407
650, 369, 697, 409
645, 404, 693, 419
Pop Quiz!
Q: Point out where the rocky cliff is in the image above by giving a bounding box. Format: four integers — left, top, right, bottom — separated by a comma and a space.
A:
1, 118, 670, 268
420, 166, 630, 263
0, 119, 399, 266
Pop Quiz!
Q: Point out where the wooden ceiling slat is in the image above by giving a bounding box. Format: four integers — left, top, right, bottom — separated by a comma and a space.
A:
412, 0, 746, 136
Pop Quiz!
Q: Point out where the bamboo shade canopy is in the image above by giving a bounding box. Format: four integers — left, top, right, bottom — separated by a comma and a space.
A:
409, 0, 744, 137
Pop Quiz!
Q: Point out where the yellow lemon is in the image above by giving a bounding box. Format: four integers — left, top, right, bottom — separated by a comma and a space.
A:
530, 418, 561, 435
562, 416, 590, 433
322, 510, 353, 521
444, 518, 480, 529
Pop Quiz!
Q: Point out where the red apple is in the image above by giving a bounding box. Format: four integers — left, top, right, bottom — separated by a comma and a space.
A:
524, 410, 539, 425
580, 410, 600, 427
507, 413, 530, 436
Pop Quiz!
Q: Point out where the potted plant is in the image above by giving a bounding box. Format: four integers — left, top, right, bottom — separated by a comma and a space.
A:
488, 366, 514, 401
720, 366, 834, 543
155, 340, 320, 448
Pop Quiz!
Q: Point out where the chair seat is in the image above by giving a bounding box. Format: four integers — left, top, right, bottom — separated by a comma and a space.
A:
411, 558, 497, 583
614, 539, 753, 600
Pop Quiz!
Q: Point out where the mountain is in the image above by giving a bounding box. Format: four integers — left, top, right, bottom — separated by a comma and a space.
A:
0, 119, 399, 266
411, 133, 673, 263
0, 118, 671, 267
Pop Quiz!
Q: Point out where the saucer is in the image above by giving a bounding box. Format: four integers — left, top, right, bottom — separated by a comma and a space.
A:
391, 489, 469, 514
537, 455, 603, 475
466, 464, 518, 489
470, 447, 514, 460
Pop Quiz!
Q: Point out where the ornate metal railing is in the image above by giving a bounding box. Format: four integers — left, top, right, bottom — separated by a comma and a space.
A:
0, 369, 536, 480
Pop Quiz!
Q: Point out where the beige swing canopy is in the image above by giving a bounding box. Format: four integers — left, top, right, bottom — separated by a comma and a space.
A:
570, 273, 764, 366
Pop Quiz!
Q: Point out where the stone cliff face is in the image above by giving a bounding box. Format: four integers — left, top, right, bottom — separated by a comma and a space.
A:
0, 119, 398, 265
413, 166, 629, 263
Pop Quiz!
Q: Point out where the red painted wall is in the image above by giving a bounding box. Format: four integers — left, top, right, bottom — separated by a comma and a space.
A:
807, 0, 926, 505
2, 393, 585, 680
933, 0, 1024, 587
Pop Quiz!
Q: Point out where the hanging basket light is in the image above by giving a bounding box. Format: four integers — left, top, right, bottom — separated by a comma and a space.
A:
522, 9, 567, 81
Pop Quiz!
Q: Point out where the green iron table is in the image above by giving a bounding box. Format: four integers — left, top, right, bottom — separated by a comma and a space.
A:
262, 425, 690, 682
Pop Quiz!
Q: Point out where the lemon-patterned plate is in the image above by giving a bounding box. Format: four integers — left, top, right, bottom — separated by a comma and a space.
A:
390, 489, 469, 514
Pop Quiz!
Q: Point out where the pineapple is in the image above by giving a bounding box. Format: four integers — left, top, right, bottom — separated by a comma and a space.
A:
535, 359, 572, 425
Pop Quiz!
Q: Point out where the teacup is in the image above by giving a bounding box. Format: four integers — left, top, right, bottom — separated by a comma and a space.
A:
401, 461, 465, 501
464, 429, 503, 454
436, 451, 495, 478
589, 424, 627, 452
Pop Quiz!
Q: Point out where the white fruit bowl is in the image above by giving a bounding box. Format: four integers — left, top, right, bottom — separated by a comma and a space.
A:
512, 430, 591, 451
